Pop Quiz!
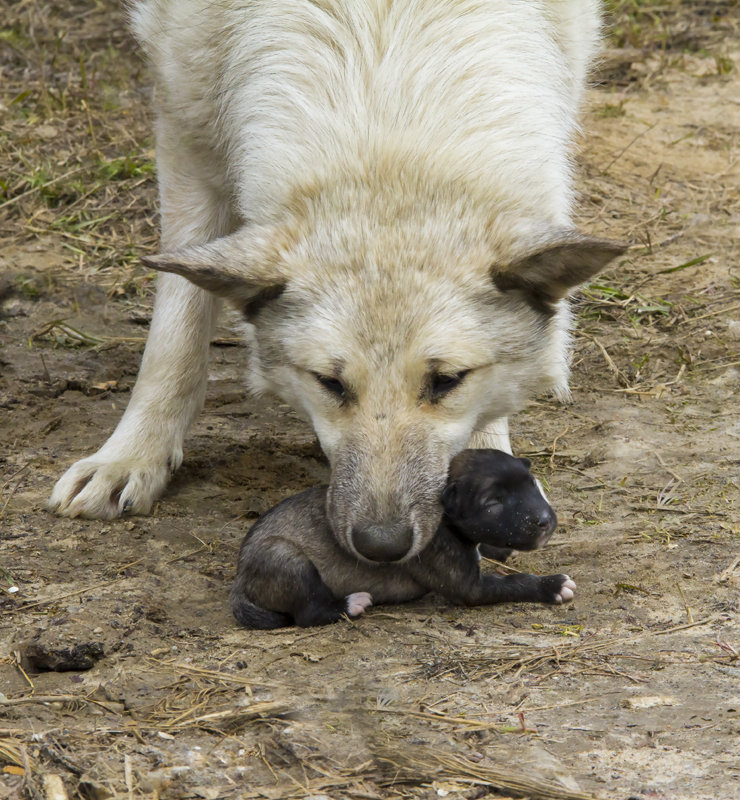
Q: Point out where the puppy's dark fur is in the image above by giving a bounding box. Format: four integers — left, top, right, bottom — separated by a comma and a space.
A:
231, 449, 574, 629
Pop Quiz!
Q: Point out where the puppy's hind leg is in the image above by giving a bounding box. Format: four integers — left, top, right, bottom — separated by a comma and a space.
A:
50, 132, 236, 519
231, 539, 372, 629
231, 597, 293, 630
292, 565, 372, 628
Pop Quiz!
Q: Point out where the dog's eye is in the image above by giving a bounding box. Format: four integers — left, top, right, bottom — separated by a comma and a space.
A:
430, 369, 470, 400
312, 373, 346, 399
485, 499, 502, 512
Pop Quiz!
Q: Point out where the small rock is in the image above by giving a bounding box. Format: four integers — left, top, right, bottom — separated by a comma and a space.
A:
622, 695, 678, 709
23, 640, 104, 672
36, 124, 59, 140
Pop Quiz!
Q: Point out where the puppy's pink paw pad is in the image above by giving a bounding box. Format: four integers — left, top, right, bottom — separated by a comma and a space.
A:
556, 577, 576, 604
346, 592, 373, 617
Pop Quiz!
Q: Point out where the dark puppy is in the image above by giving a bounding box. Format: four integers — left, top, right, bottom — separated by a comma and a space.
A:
231, 449, 575, 629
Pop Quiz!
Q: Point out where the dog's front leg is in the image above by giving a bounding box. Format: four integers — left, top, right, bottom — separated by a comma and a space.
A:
50, 139, 234, 519
468, 417, 512, 454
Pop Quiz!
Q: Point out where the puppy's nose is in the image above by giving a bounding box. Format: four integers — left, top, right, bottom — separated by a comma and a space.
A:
536, 508, 557, 545
352, 524, 413, 562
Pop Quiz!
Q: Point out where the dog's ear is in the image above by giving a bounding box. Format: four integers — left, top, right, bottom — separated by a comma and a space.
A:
441, 481, 461, 517
518, 457, 531, 470
493, 232, 626, 312
141, 226, 290, 318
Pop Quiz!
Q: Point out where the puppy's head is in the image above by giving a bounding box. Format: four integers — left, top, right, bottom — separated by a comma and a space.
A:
441, 449, 557, 550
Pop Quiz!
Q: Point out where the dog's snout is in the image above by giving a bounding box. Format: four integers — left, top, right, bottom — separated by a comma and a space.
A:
352, 524, 413, 563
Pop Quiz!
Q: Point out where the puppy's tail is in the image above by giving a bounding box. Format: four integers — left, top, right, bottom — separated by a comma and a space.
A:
231, 591, 291, 630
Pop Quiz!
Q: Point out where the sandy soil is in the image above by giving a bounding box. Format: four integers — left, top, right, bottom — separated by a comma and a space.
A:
1, 3, 739, 799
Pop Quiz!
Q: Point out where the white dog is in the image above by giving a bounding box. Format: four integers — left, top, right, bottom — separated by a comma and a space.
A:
50, 0, 623, 562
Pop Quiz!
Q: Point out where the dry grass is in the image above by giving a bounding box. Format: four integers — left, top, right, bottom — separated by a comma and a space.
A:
373, 744, 599, 800
1, 1, 157, 300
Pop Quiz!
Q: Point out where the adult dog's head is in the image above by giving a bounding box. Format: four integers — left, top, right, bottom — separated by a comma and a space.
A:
144, 178, 623, 562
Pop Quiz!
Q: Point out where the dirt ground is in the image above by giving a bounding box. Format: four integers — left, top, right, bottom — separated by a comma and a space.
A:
1, 2, 739, 799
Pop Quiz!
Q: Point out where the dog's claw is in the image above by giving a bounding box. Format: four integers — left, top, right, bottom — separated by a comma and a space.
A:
49, 447, 183, 519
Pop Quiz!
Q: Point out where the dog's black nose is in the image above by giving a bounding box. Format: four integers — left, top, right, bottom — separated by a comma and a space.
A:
352, 524, 413, 562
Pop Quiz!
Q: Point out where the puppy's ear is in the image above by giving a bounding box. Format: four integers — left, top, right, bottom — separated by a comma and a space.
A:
518, 457, 532, 470
441, 482, 461, 516
493, 232, 626, 312
141, 226, 292, 318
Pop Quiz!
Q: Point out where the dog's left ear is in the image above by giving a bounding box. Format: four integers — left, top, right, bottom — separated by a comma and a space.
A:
141, 226, 292, 317
493, 232, 627, 311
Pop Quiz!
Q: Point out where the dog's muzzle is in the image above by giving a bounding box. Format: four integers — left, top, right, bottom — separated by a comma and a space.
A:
351, 523, 414, 562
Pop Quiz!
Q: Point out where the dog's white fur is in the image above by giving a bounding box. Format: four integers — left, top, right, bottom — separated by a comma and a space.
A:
50, 0, 623, 560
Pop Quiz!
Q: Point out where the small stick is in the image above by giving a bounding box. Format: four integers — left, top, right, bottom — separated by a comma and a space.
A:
375, 706, 506, 732
0, 694, 120, 714
15, 579, 122, 612
124, 754, 134, 800
0, 166, 87, 211
12, 650, 35, 692
581, 334, 629, 387
0, 462, 33, 519
549, 426, 569, 470
675, 583, 693, 624
716, 557, 740, 584
601, 123, 656, 174
39, 353, 52, 384
517, 711, 537, 733
652, 449, 684, 484
42, 775, 68, 800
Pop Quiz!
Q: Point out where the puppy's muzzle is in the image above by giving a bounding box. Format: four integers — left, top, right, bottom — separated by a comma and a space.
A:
352, 523, 414, 562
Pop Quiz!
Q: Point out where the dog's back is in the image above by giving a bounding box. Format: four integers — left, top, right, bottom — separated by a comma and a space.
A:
132, 0, 600, 228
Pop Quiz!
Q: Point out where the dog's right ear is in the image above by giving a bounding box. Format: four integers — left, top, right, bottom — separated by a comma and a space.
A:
493, 231, 627, 313
441, 482, 461, 516
141, 226, 291, 317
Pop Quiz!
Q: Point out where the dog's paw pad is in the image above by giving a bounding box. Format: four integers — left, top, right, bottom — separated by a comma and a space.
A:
345, 592, 373, 617
554, 576, 576, 604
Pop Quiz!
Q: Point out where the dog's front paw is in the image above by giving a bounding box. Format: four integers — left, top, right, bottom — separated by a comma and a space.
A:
542, 574, 576, 605
49, 446, 181, 519
345, 592, 373, 618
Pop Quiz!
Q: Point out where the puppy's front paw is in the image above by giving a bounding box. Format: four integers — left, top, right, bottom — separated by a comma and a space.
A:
542, 574, 576, 604
345, 592, 373, 617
